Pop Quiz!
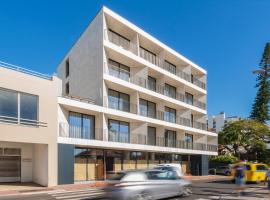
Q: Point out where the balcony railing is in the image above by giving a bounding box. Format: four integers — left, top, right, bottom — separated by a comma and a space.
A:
104, 96, 137, 114
59, 123, 216, 152
0, 61, 52, 80
107, 66, 206, 110
59, 122, 103, 140
106, 29, 137, 54
0, 115, 47, 127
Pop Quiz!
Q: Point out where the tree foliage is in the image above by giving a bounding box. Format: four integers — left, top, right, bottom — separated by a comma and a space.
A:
250, 43, 270, 123
219, 119, 270, 161
210, 155, 238, 164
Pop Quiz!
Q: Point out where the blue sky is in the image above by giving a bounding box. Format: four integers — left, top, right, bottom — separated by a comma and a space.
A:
0, 0, 270, 118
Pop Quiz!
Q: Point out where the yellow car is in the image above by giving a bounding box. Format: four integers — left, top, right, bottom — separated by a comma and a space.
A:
232, 163, 268, 183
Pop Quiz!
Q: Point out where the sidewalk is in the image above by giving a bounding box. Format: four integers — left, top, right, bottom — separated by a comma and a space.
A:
0, 175, 229, 196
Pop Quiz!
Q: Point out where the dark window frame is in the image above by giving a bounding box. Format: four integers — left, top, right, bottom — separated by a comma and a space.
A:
164, 60, 177, 75
164, 106, 176, 123
164, 83, 177, 99
108, 119, 130, 143
65, 82, 69, 95
65, 59, 70, 78
139, 98, 156, 118
108, 89, 130, 112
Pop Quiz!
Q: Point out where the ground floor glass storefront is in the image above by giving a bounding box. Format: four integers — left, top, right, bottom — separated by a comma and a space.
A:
73, 147, 191, 182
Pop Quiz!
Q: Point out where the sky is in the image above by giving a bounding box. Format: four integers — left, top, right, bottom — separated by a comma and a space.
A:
0, 0, 270, 118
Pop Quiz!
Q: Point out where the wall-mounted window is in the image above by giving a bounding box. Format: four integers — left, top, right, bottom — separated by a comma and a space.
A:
139, 46, 156, 65
0, 88, 38, 125
139, 99, 156, 118
147, 126, 156, 146
108, 59, 130, 81
69, 112, 95, 139
65, 82, 69, 95
185, 133, 193, 149
164, 83, 176, 99
108, 119, 129, 143
108, 29, 130, 50
108, 89, 130, 112
164, 60, 176, 75
164, 106, 176, 123
185, 92, 194, 105
65, 58, 69, 78
147, 76, 156, 91
165, 130, 176, 147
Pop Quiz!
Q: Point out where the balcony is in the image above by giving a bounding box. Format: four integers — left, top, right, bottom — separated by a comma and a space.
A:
107, 64, 206, 110
59, 122, 103, 140
105, 30, 206, 90
104, 96, 137, 114
59, 123, 216, 152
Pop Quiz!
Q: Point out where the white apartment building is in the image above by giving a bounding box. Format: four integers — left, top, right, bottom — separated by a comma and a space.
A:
0, 6, 217, 186
207, 112, 241, 133
57, 7, 217, 184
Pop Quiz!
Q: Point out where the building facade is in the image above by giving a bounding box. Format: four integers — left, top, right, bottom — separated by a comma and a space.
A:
0, 62, 60, 186
207, 112, 241, 133
0, 6, 217, 186
57, 7, 217, 184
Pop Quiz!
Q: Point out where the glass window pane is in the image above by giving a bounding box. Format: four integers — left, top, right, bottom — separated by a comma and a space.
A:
69, 112, 82, 138
20, 93, 38, 124
119, 93, 130, 112
108, 120, 119, 142
147, 76, 156, 91
108, 59, 120, 77
119, 64, 130, 81
185, 92, 194, 105
108, 89, 119, 110
82, 115, 95, 139
120, 122, 129, 143
0, 89, 18, 122
147, 101, 156, 118
139, 99, 148, 117
147, 127, 156, 146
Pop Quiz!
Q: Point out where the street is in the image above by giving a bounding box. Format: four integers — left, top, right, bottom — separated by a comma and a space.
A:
0, 180, 268, 200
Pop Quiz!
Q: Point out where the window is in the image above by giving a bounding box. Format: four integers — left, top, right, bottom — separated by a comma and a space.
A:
108, 59, 130, 81
256, 165, 267, 171
108, 29, 130, 50
108, 119, 129, 143
139, 46, 156, 65
147, 127, 156, 146
164, 83, 176, 99
164, 60, 176, 75
165, 130, 176, 147
185, 92, 194, 105
185, 133, 193, 149
164, 106, 176, 123
191, 114, 194, 127
65, 82, 69, 95
20, 93, 38, 124
0, 88, 18, 122
108, 89, 130, 112
0, 88, 39, 125
147, 76, 156, 91
69, 112, 95, 139
139, 99, 156, 118
65, 59, 69, 78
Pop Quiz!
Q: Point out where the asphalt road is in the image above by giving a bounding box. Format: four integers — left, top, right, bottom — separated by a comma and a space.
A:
0, 180, 268, 200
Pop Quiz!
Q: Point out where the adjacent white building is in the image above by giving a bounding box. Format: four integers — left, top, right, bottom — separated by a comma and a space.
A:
0, 6, 218, 186
207, 112, 241, 133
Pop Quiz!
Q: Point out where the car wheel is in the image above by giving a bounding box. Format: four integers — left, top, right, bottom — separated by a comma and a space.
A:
129, 191, 153, 200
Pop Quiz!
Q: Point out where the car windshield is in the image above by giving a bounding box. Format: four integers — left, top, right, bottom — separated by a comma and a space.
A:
145, 170, 179, 180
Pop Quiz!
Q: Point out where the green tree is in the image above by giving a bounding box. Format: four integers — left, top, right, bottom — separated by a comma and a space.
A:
250, 43, 270, 123
219, 119, 270, 161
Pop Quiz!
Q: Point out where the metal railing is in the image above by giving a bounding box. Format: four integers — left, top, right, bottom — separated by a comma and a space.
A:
0, 115, 47, 127
104, 96, 137, 114
62, 95, 95, 104
108, 131, 129, 143
0, 61, 52, 80
59, 122, 103, 140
